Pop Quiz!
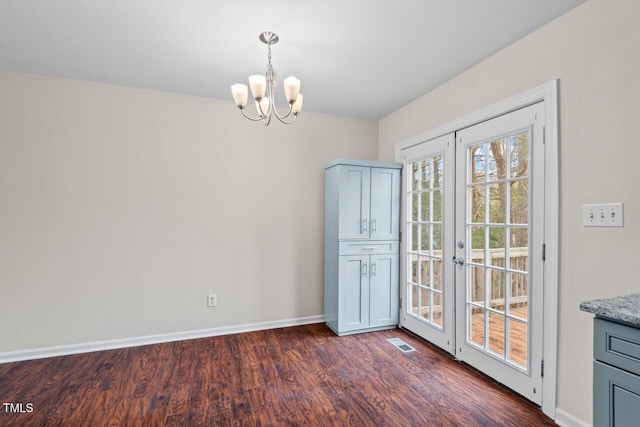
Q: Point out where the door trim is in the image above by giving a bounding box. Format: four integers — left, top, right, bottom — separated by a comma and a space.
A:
394, 80, 559, 418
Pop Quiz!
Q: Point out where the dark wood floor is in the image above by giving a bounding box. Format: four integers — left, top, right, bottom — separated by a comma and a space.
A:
0, 324, 556, 426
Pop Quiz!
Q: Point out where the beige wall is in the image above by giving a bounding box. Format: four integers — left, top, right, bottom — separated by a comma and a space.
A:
379, 0, 639, 423
0, 70, 377, 351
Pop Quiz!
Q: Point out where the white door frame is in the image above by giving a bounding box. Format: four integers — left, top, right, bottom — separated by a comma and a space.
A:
394, 80, 559, 418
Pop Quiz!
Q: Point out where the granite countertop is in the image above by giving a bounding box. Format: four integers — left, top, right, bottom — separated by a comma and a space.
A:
580, 293, 640, 327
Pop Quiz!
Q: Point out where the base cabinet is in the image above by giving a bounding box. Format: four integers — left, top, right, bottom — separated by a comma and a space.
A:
336, 253, 399, 334
594, 361, 640, 427
593, 318, 640, 426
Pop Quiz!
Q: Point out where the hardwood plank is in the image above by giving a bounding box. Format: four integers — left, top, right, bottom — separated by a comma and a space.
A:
0, 324, 556, 426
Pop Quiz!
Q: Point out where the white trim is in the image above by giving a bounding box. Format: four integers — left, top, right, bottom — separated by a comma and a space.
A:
555, 408, 590, 427
0, 315, 325, 364
541, 80, 560, 420
394, 80, 559, 418
394, 81, 558, 157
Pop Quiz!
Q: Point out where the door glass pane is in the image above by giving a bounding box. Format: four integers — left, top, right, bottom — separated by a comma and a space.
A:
487, 139, 507, 181
508, 318, 527, 368
510, 132, 529, 179
420, 257, 429, 287
410, 256, 418, 285
421, 192, 430, 222
419, 287, 430, 320
489, 183, 506, 223
433, 291, 442, 326
411, 193, 419, 222
408, 284, 418, 316
432, 258, 442, 291
420, 226, 430, 253
470, 145, 486, 183
510, 180, 528, 224
488, 226, 505, 253
411, 162, 420, 191
489, 270, 505, 312
470, 226, 485, 260
432, 224, 442, 252
510, 227, 528, 268
433, 156, 444, 189
432, 190, 443, 221
469, 266, 485, 305
489, 228, 506, 268
469, 306, 485, 346
488, 312, 505, 356
510, 273, 528, 320
410, 224, 419, 252
420, 160, 431, 190
470, 184, 485, 224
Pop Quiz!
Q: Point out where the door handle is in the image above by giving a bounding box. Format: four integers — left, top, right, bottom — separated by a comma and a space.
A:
362, 262, 368, 278
452, 256, 465, 266
362, 218, 368, 234
371, 262, 376, 277
371, 218, 377, 233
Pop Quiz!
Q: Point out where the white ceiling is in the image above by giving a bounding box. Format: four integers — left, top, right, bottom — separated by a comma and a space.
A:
0, 0, 586, 120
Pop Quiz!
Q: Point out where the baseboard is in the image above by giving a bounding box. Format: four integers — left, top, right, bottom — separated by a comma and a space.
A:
555, 408, 591, 427
0, 315, 325, 364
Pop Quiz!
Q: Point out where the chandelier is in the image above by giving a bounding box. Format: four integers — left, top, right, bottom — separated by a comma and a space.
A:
230, 32, 303, 125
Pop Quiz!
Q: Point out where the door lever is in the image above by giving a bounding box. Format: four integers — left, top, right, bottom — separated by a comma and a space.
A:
452, 256, 465, 266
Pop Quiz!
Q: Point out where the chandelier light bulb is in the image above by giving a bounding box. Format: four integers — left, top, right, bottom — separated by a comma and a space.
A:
292, 93, 303, 114
231, 84, 248, 108
248, 75, 267, 100
230, 32, 303, 125
256, 97, 270, 117
284, 77, 301, 103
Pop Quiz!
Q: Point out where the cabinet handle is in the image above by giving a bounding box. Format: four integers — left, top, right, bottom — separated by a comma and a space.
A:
371, 218, 377, 233
362, 262, 367, 278
362, 218, 368, 234
361, 247, 377, 250
371, 262, 376, 277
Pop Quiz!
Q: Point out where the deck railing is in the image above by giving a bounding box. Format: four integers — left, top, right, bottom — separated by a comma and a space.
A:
408, 247, 529, 315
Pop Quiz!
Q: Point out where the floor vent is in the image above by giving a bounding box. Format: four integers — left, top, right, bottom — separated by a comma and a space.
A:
388, 338, 415, 353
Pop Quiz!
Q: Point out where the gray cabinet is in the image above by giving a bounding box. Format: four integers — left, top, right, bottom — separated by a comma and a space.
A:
324, 159, 402, 336
593, 318, 640, 426
335, 163, 400, 241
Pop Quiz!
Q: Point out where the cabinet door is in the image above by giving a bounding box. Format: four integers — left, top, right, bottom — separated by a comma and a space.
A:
594, 360, 640, 427
369, 253, 399, 327
338, 166, 371, 240
370, 168, 400, 240
338, 255, 370, 332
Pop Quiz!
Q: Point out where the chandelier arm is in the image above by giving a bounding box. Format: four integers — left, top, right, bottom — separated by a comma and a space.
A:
274, 112, 299, 125
272, 103, 294, 121
240, 108, 266, 122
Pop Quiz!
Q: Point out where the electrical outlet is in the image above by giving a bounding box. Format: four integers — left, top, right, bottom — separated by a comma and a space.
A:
583, 203, 623, 227
207, 293, 217, 307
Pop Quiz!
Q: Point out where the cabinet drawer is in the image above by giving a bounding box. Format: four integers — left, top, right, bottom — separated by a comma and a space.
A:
595, 318, 640, 376
338, 241, 399, 255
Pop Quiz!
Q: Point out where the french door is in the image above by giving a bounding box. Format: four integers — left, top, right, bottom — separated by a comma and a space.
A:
400, 102, 545, 405
400, 133, 455, 353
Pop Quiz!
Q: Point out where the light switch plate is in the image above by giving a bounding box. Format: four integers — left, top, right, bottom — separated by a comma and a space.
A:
583, 203, 623, 227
